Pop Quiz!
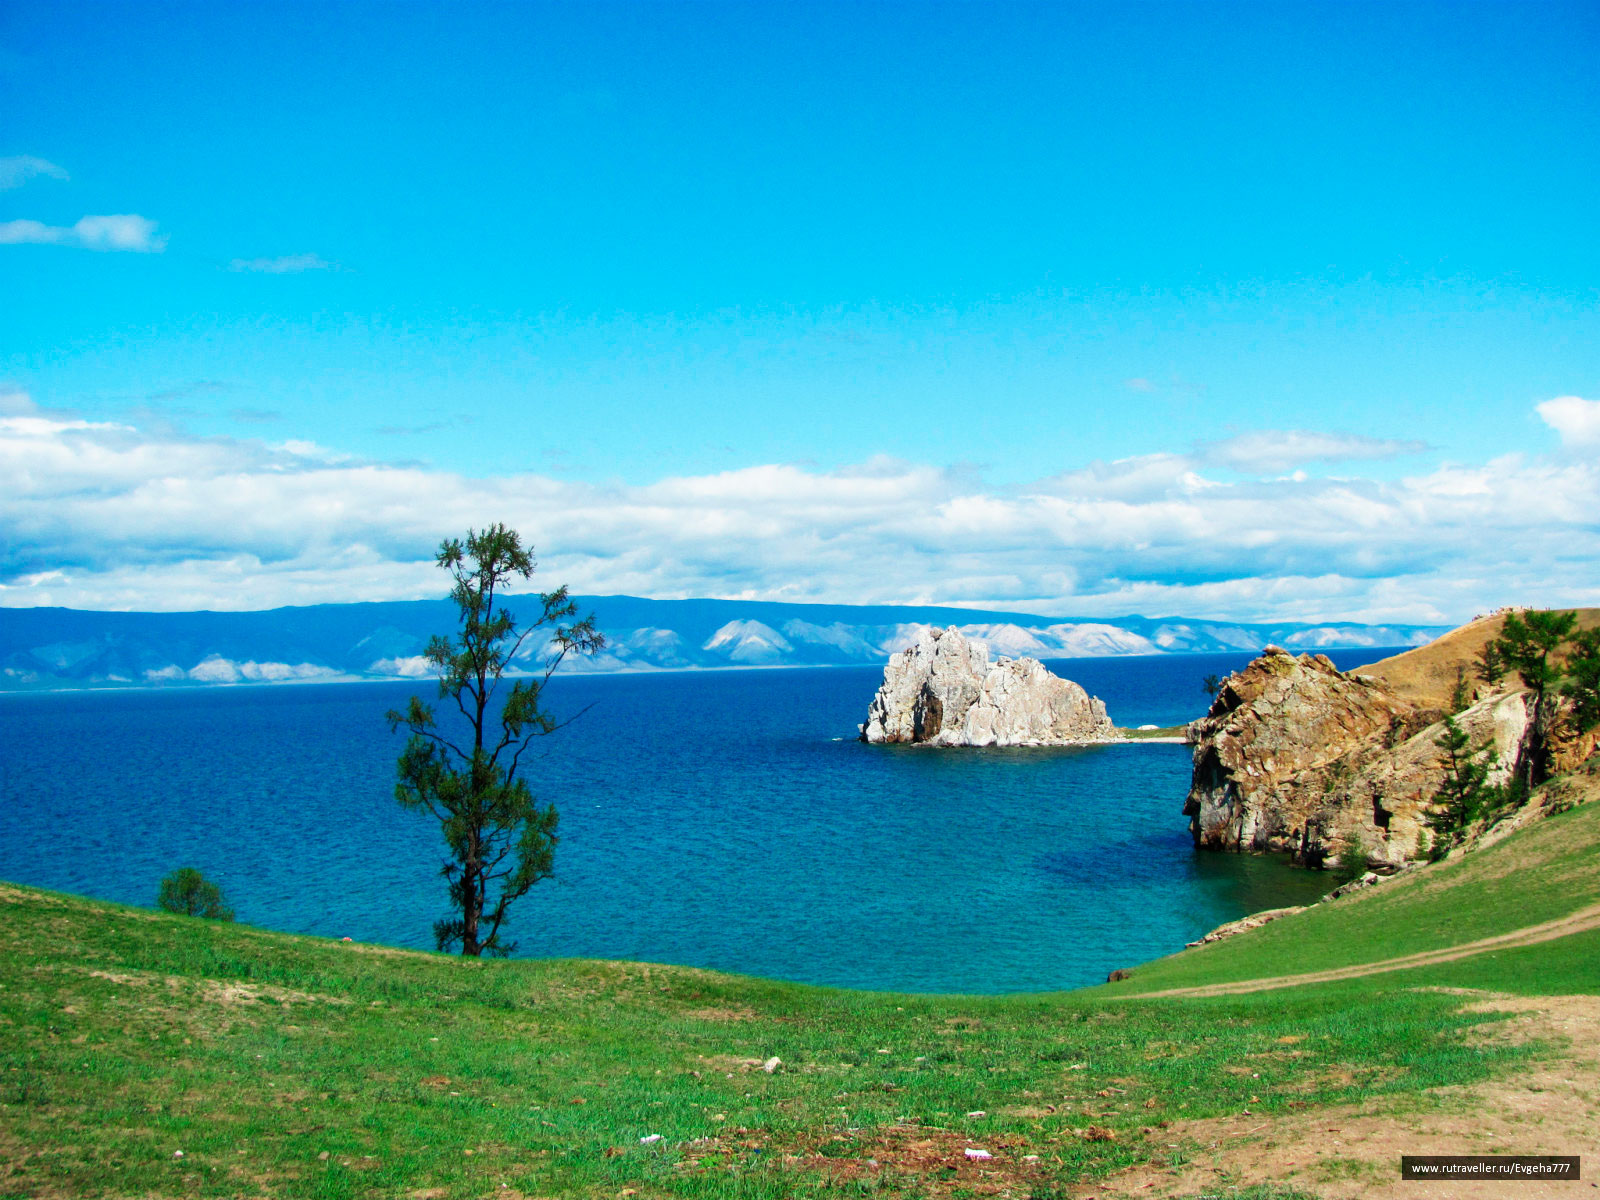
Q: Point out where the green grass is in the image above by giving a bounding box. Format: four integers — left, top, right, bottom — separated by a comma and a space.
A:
1105, 796, 1600, 995
1357, 925, 1600, 997
2, 790, 1596, 1198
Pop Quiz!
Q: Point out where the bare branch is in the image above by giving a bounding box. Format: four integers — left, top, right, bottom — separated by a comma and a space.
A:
505, 701, 596, 779
400, 724, 469, 762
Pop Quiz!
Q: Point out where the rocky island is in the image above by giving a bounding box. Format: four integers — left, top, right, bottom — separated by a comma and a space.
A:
860, 625, 1117, 746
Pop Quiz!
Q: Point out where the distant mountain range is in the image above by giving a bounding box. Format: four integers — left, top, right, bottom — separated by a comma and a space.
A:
0, 597, 1447, 691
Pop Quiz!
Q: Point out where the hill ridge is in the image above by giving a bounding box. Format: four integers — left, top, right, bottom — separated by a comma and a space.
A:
0, 595, 1445, 690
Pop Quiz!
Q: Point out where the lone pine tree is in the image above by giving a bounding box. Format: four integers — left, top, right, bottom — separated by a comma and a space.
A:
1487, 610, 1577, 789
387, 524, 603, 957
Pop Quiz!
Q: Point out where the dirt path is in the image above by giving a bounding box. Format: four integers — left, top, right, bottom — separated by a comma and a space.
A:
1082, 990, 1600, 1200
1121, 901, 1600, 1000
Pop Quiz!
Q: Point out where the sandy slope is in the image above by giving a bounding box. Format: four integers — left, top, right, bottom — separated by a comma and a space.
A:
1356, 608, 1600, 712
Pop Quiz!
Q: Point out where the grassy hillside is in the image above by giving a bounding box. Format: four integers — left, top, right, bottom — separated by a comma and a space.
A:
1107, 769, 1600, 995
1355, 606, 1600, 711
3, 762, 1598, 1200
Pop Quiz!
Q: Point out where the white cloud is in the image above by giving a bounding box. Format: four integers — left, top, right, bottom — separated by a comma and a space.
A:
229, 253, 333, 274
0, 214, 167, 252
1536, 395, 1600, 448
0, 396, 1595, 625
1203, 430, 1427, 475
1041, 453, 1207, 501
0, 155, 69, 189
1042, 430, 1426, 498
0, 387, 37, 415
370, 655, 434, 677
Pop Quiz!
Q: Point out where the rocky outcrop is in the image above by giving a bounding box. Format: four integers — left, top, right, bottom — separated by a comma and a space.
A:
1549, 713, 1600, 777
860, 626, 1115, 747
1185, 905, 1307, 948
1185, 647, 1419, 857
1184, 645, 1536, 868
1327, 690, 1532, 867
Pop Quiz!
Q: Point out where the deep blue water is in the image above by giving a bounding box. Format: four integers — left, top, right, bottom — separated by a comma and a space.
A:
0, 649, 1395, 993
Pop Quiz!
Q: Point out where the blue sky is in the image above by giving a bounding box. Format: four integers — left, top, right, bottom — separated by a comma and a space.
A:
2, 0, 1597, 621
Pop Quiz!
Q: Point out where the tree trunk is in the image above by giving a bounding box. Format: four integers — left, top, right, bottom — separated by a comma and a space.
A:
461, 857, 482, 956
1522, 690, 1549, 795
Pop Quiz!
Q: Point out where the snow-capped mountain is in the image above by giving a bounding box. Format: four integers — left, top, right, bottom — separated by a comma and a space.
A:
0, 595, 1445, 690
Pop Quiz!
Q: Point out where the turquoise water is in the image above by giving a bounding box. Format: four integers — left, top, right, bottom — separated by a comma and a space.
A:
0, 651, 1387, 992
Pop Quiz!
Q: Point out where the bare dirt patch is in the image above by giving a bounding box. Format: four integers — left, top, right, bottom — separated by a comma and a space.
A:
77, 966, 350, 1007
196, 978, 351, 1007
683, 1006, 760, 1022
680, 1122, 1054, 1194
1081, 990, 1600, 1200
693, 1054, 768, 1074
0, 885, 68, 907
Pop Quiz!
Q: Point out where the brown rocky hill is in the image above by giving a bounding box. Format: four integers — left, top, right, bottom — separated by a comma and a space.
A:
1184, 608, 1597, 871
1355, 607, 1600, 713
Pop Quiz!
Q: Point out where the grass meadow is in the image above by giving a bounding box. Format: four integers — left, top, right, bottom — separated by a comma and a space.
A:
2, 797, 1596, 1198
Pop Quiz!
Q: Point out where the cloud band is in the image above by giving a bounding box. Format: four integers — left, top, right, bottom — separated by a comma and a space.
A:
0, 399, 1594, 623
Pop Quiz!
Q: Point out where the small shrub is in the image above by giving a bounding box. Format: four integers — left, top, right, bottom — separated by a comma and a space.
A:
156, 868, 235, 920
1329, 828, 1371, 880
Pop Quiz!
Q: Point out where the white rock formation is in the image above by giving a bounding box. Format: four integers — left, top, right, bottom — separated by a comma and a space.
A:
860, 626, 1116, 746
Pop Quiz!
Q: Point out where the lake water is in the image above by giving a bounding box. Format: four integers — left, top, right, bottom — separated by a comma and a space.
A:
0, 649, 1393, 993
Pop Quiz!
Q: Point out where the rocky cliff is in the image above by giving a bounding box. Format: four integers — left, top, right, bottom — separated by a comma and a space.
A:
1184, 643, 1537, 868
860, 626, 1116, 747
